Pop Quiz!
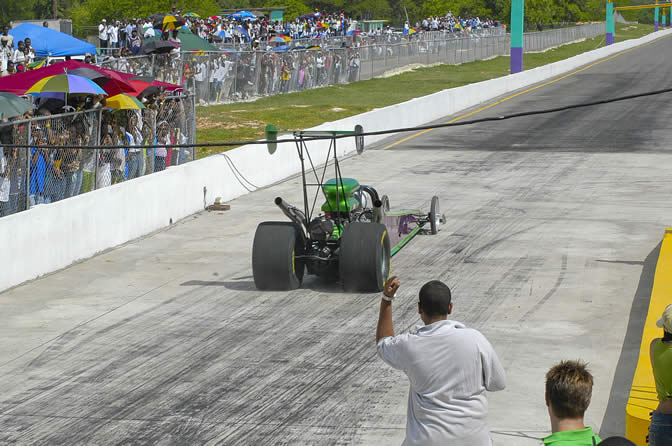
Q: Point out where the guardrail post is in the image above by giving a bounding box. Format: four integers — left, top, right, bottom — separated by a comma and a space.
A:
510, 0, 524, 73
94, 109, 102, 190
25, 121, 31, 211
655, 0, 660, 31
192, 94, 197, 161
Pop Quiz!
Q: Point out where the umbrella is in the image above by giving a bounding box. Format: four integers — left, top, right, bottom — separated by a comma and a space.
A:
209, 16, 220, 20
145, 28, 218, 52
347, 30, 360, 35
269, 36, 291, 43
126, 76, 172, 98
0, 92, 33, 120
228, 10, 256, 19
26, 74, 107, 95
233, 26, 249, 39
106, 93, 145, 110
68, 67, 136, 96
140, 40, 178, 55
137, 86, 161, 101
154, 15, 185, 31
184, 12, 200, 18
273, 45, 289, 52
26, 73, 107, 108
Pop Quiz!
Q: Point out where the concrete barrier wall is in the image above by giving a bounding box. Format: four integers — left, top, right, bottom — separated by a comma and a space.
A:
625, 228, 672, 445
3, 29, 672, 292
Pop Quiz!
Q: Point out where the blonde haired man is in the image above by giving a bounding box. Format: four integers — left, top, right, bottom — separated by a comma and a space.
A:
543, 360, 601, 445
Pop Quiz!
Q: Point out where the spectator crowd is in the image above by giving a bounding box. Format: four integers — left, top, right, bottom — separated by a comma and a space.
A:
0, 25, 37, 76
0, 92, 192, 217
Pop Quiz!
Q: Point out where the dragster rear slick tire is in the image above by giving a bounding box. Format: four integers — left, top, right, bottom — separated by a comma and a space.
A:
253, 222, 304, 290
340, 222, 391, 292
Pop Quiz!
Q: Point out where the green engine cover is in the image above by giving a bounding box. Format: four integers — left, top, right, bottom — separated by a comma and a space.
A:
321, 178, 360, 213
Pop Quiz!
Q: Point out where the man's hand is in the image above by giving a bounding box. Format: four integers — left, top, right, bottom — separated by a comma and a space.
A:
377, 275, 398, 343
383, 275, 400, 300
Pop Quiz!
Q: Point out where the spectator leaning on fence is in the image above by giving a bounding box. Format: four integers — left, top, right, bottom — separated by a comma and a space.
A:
542, 360, 601, 446
649, 304, 672, 446
376, 276, 506, 446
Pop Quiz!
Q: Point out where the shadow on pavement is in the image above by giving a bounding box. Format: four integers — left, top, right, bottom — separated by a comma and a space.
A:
599, 241, 661, 438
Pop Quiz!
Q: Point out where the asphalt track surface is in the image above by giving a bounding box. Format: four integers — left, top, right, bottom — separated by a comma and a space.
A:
2, 35, 672, 445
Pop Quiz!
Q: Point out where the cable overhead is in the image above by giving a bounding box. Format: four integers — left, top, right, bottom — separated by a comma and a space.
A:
6, 86, 672, 150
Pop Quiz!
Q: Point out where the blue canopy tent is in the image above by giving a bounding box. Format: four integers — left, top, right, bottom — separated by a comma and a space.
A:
9, 23, 95, 57
228, 11, 256, 20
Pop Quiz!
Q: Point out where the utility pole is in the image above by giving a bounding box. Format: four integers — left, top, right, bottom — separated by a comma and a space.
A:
53, 0, 58, 19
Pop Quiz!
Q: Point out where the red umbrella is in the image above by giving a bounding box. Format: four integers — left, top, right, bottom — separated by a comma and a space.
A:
124, 75, 182, 97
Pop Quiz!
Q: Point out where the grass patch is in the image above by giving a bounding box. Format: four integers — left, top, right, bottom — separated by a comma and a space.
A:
196, 23, 655, 157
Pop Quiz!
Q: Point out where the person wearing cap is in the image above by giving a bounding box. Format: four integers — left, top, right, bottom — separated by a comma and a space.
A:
649, 304, 672, 445
0, 36, 12, 74
1, 26, 13, 47
376, 276, 506, 446
98, 19, 109, 51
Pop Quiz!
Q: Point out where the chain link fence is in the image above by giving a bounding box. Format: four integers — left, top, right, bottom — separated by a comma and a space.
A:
96, 23, 605, 105
0, 95, 196, 219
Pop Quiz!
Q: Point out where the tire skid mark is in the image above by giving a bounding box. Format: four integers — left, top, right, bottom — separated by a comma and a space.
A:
519, 254, 569, 322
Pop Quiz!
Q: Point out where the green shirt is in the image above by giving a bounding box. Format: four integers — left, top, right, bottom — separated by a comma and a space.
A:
653, 339, 672, 402
542, 427, 601, 446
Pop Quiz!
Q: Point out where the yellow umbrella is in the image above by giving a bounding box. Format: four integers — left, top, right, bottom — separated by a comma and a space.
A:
106, 94, 146, 110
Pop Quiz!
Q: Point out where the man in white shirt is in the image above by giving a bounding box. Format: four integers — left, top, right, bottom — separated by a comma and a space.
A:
109, 21, 119, 48
377, 276, 506, 446
98, 19, 109, 50
0, 37, 12, 72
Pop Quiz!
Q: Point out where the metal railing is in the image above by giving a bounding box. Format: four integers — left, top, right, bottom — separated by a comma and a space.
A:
96, 23, 605, 105
214, 26, 507, 51
0, 95, 196, 218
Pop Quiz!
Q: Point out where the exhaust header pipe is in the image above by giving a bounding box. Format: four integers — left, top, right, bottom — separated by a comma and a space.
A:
372, 199, 384, 223
275, 197, 308, 229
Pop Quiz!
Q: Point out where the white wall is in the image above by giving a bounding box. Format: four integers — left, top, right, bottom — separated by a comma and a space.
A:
2, 29, 671, 292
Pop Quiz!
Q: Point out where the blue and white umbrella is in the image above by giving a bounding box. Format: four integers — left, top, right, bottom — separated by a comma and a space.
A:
229, 11, 256, 20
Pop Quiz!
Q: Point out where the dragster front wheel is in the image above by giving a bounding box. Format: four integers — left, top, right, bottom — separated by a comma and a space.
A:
252, 222, 304, 290
340, 222, 391, 293
429, 196, 440, 235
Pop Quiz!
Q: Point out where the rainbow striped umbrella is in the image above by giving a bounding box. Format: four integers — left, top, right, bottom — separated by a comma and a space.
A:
26, 73, 107, 95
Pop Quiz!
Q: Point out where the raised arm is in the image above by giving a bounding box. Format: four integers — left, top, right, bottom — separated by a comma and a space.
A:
376, 276, 399, 343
